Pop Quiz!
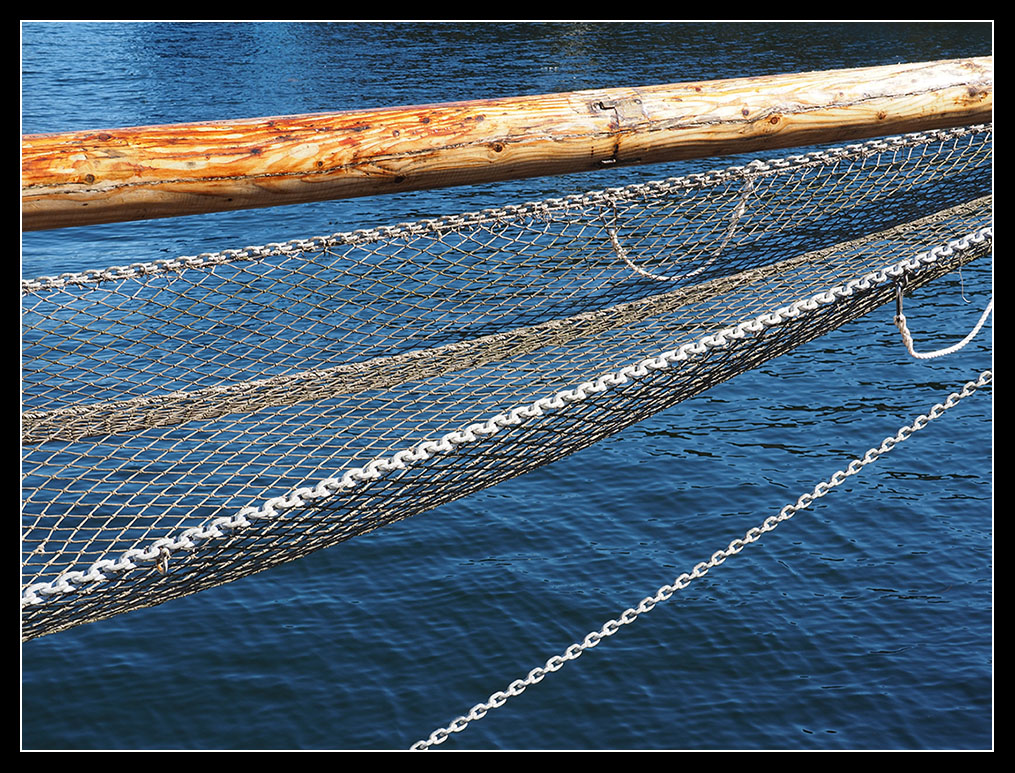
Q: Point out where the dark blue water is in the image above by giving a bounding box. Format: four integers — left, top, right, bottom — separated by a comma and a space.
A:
21, 22, 993, 750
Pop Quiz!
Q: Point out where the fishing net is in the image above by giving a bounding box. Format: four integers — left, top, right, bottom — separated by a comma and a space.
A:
21, 124, 993, 640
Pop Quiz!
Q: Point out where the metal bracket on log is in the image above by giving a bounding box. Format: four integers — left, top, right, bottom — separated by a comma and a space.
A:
591, 96, 647, 165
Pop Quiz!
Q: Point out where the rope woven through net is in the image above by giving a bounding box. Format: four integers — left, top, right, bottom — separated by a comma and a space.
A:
21, 124, 993, 640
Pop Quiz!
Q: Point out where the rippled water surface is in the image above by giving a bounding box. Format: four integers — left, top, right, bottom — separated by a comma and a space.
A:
21, 22, 993, 750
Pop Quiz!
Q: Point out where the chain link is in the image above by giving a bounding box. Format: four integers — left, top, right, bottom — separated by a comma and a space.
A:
410, 369, 992, 749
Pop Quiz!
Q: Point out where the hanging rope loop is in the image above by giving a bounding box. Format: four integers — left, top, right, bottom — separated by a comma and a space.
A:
894, 277, 993, 360
608, 171, 758, 283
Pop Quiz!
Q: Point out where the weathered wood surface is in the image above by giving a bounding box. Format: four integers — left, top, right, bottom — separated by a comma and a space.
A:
22, 57, 992, 230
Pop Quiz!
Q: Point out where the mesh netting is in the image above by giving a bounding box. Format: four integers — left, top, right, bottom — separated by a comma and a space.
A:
21, 125, 993, 640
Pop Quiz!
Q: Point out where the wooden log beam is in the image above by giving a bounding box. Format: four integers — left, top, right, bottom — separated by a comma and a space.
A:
22, 57, 992, 231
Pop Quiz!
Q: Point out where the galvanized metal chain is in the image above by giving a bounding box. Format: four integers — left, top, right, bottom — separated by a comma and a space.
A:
410, 368, 992, 749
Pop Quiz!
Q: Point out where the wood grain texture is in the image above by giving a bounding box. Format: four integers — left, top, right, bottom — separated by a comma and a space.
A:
22, 57, 992, 230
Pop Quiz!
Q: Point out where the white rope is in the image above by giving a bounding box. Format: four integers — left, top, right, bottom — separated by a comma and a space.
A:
611, 173, 758, 282
895, 294, 993, 360
409, 368, 993, 750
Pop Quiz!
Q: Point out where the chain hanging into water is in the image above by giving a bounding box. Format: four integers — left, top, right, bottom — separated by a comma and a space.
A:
410, 369, 992, 750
